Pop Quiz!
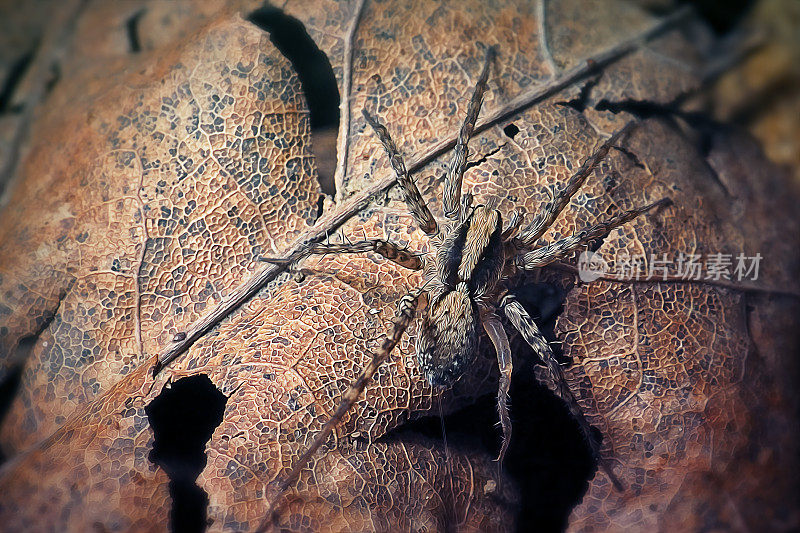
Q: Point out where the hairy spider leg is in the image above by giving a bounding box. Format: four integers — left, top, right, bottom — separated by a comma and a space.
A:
516, 198, 670, 270
501, 294, 624, 491
262, 239, 423, 271
362, 109, 438, 235
481, 310, 514, 466
443, 46, 496, 221
515, 122, 636, 248
259, 292, 420, 532
501, 208, 526, 240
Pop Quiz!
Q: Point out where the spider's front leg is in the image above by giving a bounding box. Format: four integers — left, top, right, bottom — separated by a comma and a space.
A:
500, 293, 624, 491
259, 291, 421, 532
480, 308, 514, 466
362, 109, 438, 235
443, 46, 496, 221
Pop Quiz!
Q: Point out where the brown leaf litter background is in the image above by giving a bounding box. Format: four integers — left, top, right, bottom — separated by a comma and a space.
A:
0, 0, 798, 531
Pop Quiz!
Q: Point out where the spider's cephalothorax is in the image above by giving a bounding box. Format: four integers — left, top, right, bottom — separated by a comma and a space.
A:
418, 203, 505, 387
266, 47, 669, 512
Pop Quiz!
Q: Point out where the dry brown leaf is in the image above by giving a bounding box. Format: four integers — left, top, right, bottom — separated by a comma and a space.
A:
0, 0, 797, 531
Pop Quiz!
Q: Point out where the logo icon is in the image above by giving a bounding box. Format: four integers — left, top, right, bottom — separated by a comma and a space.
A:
577, 251, 608, 282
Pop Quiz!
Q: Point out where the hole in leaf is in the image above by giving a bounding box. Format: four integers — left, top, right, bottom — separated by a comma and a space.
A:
146, 375, 227, 533
0, 309, 58, 464
464, 145, 502, 172
596, 97, 732, 196
556, 75, 602, 113
315, 193, 325, 222
0, 363, 23, 464
383, 377, 594, 532
0, 48, 36, 113
247, 6, 340, 197
381, 281, 594, 532
503, 123, 520, 140
612, 145, 646, 169
594, 97, 670, 118
125, 9, 146, 53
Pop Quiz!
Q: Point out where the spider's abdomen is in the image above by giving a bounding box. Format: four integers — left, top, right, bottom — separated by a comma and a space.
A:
416, 283, 479, 387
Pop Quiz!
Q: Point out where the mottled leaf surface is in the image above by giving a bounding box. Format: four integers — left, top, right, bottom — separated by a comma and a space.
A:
0, 0, 797, 531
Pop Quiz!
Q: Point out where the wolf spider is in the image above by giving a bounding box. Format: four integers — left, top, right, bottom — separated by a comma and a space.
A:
261, 47, 668, 524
